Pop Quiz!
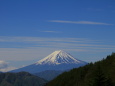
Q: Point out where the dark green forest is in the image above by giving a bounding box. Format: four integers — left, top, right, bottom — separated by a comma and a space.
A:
0, 72, 47, 86
46, 53, 115, 86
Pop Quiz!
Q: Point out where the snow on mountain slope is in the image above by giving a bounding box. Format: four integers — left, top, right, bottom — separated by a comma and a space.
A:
36, 50, 81, 65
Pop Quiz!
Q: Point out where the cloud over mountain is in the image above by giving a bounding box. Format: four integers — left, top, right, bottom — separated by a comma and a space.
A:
0, 60, 8, 69
0, 60, 16, 72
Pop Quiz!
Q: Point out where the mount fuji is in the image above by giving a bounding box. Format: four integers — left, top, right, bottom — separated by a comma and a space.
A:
11, 50, 87, 73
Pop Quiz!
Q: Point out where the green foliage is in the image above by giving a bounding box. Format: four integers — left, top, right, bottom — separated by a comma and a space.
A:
0, 72, 47, 86
46, 53, 115, 86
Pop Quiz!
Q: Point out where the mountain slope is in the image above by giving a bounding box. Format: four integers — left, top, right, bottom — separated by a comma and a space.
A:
0, 72, 47, 86
11, 50, 87, 73
45, 53, 115, 86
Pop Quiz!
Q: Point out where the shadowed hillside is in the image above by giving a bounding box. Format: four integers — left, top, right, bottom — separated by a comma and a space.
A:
34, 70, 63, 81
0, 72, 47, 86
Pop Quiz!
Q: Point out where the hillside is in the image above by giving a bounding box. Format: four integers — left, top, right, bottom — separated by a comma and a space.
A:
46, 53, 115, 86
0, 72, 47, 86
34, 70, 63, 81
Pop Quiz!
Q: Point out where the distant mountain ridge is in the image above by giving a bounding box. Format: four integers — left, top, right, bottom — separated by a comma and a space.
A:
11, 50, 87, 73
0, 72, 47, 86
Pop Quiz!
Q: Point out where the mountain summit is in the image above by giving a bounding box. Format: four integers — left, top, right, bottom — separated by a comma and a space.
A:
11, 50, 87, 73
36, 50, 81, 65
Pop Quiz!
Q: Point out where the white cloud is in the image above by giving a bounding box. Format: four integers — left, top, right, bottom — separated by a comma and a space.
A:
0, 60, 8, 69
48, 20, 113, 25
0, 60, 16, 72
0, 66, 17, 72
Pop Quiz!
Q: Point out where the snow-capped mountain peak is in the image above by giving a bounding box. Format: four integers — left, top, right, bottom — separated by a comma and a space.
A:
36, 50, 81, 65
11, 50, 87, 73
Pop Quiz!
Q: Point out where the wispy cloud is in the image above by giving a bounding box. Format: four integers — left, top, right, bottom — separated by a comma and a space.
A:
0, 36, 114, 51
0, 36, 115, 62
48, 20, 113, 25
41, 31, 60, 33
0, 36, 101, 43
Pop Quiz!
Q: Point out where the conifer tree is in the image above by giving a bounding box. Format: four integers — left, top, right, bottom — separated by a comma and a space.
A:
89, 63, 113, 86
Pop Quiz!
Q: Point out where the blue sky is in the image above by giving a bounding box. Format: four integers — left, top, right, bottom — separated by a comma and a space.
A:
0, 0, 115, 71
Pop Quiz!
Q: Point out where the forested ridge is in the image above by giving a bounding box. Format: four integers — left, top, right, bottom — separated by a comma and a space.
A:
46, 53, 115, 86
0, 72, 47, 86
